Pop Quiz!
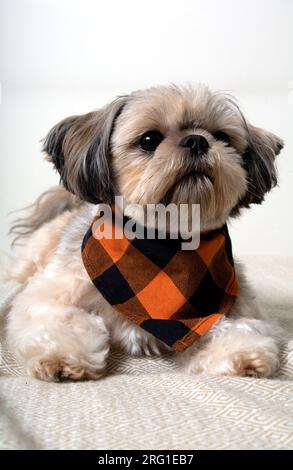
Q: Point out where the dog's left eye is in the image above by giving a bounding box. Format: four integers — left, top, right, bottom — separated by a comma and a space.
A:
139, 131, 164, 152
213, 131, 231, 145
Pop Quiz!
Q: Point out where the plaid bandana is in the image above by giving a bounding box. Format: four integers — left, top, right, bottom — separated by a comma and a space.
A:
81, 211, 239, 352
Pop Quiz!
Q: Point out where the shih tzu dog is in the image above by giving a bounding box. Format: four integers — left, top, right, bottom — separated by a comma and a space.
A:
6, 84, 284, 381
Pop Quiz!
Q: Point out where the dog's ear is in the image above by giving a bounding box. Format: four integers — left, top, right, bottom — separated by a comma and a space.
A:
43, 96, 128, 204
240, 124, 284, 207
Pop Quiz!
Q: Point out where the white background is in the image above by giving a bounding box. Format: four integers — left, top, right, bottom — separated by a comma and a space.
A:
0, 0, 292, 259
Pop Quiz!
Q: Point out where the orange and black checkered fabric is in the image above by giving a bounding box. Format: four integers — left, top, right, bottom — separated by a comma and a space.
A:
81, 211, 239, 352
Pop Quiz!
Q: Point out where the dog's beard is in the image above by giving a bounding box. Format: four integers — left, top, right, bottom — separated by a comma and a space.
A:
160, 149, 217, 211
161, 171, 217, 230
142, 147, 244, 230
162, 169, 214, 204
129, 148, 215, 203
121, 151, 220, 231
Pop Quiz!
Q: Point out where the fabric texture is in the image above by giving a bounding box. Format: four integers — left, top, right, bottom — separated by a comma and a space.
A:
82, 212, 239, 351
0, 256, 293, 450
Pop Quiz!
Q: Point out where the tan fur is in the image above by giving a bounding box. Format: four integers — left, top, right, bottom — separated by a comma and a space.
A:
8, 211, 74, 283
10, 186, 82, 245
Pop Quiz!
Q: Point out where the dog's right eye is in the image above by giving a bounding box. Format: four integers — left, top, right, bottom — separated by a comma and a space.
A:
213, 131, 231, 145
139, 131, 164, 152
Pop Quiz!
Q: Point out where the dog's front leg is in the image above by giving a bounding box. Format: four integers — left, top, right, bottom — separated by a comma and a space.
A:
6, 267, 110, 381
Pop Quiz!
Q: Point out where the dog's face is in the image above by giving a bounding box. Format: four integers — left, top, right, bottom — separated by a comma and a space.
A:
44, 84, 283, 230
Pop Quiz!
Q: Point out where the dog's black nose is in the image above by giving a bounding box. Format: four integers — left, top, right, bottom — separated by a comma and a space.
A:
179, 135, 209, 155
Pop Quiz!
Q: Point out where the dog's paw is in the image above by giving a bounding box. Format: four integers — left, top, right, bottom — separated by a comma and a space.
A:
227, 349, 279, 377
29, 355, 106, 382
186, 333, 280, 378
9, 307, 110, 382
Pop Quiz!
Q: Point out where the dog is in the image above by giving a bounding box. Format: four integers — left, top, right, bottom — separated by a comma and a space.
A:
6, 84, 284, 381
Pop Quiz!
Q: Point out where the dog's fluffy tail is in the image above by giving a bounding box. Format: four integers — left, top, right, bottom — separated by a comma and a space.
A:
9, 186, 82, 246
